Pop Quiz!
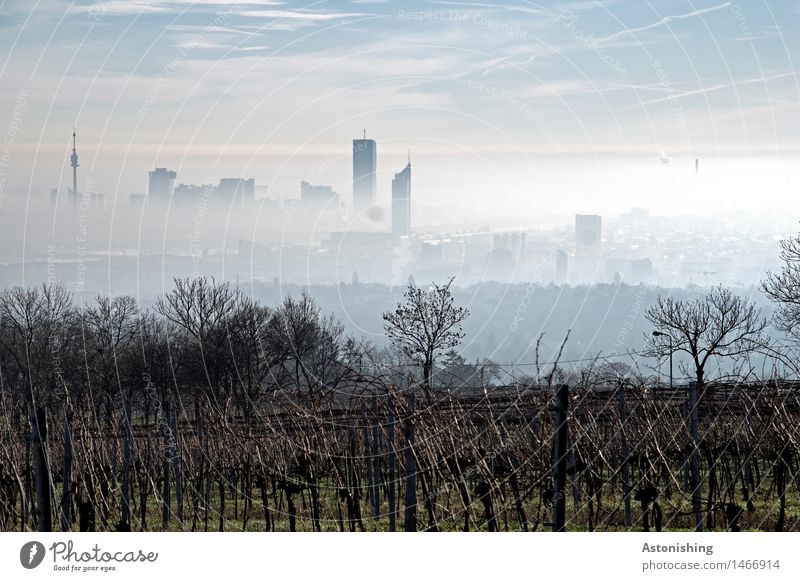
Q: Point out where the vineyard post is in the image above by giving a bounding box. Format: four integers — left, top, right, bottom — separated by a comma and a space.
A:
404, 391, 416, 532
121, 399, 132, 530
195, 401, 209, 531
618, 383, 632, 527
743, 387, 753, 504
364, 411, 373, 514
32, 407, 52, 532
170, 406, 183, 526
23, 435, 31, 530
371, 395, 381, 519
388, 401, 396, 532
552, 383, 568, 532
689, 381, 703, 531
776, 444, 787, 531
530, 412, 539, 461
219, 473, 226, 532
61, 409, 73, 531
162, 400, 171, 530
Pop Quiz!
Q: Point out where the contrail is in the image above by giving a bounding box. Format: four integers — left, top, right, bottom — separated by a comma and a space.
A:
599, 2, 731, 43
625, 72, 797, 109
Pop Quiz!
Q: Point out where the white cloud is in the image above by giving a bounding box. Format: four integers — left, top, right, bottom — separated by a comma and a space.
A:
165, 24, 260, 37
232, 45, 271, 52
237, 9, 371, 20
173, 40, 229, 49
426, 1, 552, 17
70, 0, 285, 16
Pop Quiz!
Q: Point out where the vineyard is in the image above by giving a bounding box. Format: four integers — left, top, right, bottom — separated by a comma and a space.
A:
2, 379, 800, 532
2, 277, 800, 532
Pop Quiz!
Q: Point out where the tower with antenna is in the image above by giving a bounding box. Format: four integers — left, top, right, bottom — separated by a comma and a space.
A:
70, 127, 79, 204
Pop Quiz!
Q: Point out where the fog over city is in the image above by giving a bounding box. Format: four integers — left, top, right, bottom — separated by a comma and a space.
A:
7, 0, 800, 542
2, 0, 799, 368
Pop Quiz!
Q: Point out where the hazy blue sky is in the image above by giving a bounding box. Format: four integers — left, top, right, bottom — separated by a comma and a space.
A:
1, 0, 798, 200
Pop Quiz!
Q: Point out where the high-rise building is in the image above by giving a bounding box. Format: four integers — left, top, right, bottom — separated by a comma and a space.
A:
217, 178, 254, 207
301, 180, 340, 210
391, 158, 411, 241
575, 214, 602, 257
492, 232, 526, 260
148, 167, 176, 200
352, 132, 376, 213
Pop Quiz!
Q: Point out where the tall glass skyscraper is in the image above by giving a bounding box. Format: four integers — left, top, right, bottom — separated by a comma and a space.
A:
352, 134, 376, 213
392, 159, 411, 241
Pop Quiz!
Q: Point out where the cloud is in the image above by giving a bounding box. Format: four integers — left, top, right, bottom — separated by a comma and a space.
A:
232, 45, 271, 52
514, 79, 600, 98
165, 24, 260, 37
427, 0, 552, 17
237, 9, 371, 20
173, 40, 229, 50
69, 1, 171, 15
70, 0, 285, 16
599, 2, 731, 43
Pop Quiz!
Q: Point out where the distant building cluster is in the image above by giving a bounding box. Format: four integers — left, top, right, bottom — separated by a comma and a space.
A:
45, 131, 742, 291
146, 170, 255, 208
301, 180, 340, 212
133, 131, 412, 245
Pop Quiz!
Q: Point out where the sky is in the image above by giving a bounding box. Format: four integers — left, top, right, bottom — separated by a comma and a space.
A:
1, 0, 799, 210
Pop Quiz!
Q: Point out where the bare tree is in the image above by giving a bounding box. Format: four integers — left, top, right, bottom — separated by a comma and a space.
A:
0, 283, 73, 410
81, 295, 139, 422
382, 277, 469, 399
129, 311, 175, 423
645, 286, 768, 388
762, 232, 800, 341
264, 292, 347, 397
155, 277, 243, 408
227, 297, 271, 413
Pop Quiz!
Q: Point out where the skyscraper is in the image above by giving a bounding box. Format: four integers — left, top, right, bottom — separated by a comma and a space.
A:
391, 156, 411, 241
148, 167, 176, 200
352, 132, 376, 213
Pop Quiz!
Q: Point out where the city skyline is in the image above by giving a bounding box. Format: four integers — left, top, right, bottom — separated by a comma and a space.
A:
5, 0, 800, 550
0, 1, 798, 211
